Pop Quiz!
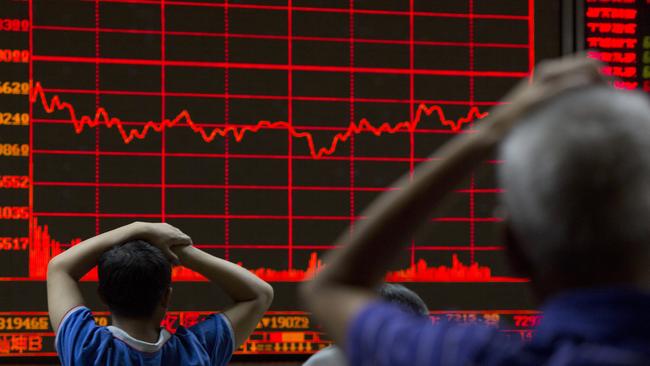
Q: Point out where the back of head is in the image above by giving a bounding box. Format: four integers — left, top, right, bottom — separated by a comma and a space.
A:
379, 284, 429, 316
303, 285, 428, 365
98, 240, 172, 318
499, 86, 650, 289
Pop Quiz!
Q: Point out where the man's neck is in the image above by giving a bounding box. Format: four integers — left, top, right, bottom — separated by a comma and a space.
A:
111, 316, 161, 344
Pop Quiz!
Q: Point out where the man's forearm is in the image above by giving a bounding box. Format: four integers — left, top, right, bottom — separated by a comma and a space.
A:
310, 57, 606, 292
313, 125, 502, 290
47, 222, 145, 280
174, 246, 273, 302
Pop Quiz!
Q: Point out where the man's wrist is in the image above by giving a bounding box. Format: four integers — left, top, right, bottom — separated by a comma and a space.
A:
127, 222, 153, 240
171, 245, 195, 263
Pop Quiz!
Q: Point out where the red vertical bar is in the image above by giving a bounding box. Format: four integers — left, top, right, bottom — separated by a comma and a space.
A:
409, 0, 416, 266
349, 0, 355, 237
28, 0, 35, 278
287, 0, 294, 269
469, 0, 476, 263
161, 0, 167, 222
224, 1, 230, 260
95, 0, 101, 234
529, 0, 535, 78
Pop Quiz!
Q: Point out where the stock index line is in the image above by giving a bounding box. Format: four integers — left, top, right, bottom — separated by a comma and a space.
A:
30, 82, 489, 159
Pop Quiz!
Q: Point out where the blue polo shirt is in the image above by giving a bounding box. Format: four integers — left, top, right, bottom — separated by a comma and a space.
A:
347, 288, 650, 365
56, 307, 234, 366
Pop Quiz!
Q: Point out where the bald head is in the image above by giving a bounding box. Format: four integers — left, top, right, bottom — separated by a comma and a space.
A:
499, 86, 650, 289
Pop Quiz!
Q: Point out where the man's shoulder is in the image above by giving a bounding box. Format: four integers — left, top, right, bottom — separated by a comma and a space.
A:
348, 301, 511, 366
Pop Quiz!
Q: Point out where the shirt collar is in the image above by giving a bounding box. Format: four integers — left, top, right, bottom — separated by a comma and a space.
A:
534, 287, 650, 344
107, 325, 172, 353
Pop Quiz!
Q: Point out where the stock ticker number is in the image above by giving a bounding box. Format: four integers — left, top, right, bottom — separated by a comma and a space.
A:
0, 176, 29, 189
0, 50, 29, 63
0, 82, 30, 95
0, 207, 29, 220
0, 19, 29, 32
0, 144, 29, 157
0, 237, 29, 251
0, 317, 49, 331
0, 113, 29, 126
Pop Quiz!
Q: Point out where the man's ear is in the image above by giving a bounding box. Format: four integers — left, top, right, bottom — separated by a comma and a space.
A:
161, 287, 172, 309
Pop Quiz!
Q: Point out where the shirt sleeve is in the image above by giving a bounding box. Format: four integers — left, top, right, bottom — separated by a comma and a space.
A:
187, 313, 235, 366
55, 306, 105, 366
347, 301, 500, 366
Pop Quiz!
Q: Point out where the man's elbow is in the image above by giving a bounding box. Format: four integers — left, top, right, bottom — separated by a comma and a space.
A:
256, 282, 274, 309
46, 255, 65, 279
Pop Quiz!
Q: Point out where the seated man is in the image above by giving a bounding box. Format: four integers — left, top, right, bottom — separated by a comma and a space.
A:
47, 222, 274, 365
301, 56, 650, 365
303, 284, 428, 366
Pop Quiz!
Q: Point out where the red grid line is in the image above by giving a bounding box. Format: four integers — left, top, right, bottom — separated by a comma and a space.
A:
469, 0, 476, 263
94, 0, 101, 235
32, 182, 504, 194
31, 55, 528, 78
287, 0, 294, 268
57, 244, 506, 251
161, 0, 167, 221
32, 25, 529, 49
36, 88, 506, 106
31, 117, 481, 134
82, 0, 530, 21
223, 0, 230, 259
196, 245, 506, 251
408, 0, 415, 265
31, 212, 503, 222
529, 0, 536, 76
349, 0, 356, 236
31, 149, 506, 164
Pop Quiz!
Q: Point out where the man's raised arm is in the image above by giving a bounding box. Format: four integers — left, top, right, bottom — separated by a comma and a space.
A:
299, 56, 606, 347
171, 245, 274, 348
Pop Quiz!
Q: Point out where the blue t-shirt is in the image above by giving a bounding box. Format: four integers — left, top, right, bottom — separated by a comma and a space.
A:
56, 307, 234, 366
347, 288, 650, 366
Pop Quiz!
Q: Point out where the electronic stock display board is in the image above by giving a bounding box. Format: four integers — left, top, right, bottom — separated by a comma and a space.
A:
0, 0, 561, 359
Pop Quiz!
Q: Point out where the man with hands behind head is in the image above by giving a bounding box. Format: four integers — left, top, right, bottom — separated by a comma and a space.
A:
47, 222, 274, 366
302, 56, 650, 365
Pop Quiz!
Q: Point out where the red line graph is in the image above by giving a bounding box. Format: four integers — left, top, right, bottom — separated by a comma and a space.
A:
30, 81, 488, 159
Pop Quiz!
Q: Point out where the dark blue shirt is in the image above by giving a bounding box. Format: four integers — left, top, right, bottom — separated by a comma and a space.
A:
56, 307, 234, 366
347, 288, 650, 365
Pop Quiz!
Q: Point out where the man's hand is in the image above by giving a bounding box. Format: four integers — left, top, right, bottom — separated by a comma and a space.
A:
485, 56, 607, 139
138, 222, 192, 262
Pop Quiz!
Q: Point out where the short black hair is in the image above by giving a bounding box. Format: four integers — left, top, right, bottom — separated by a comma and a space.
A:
98, 240, 172, 318
379, 284, 428, 317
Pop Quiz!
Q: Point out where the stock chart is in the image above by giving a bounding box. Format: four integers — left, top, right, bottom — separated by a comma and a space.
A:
0, 0, 561, 359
